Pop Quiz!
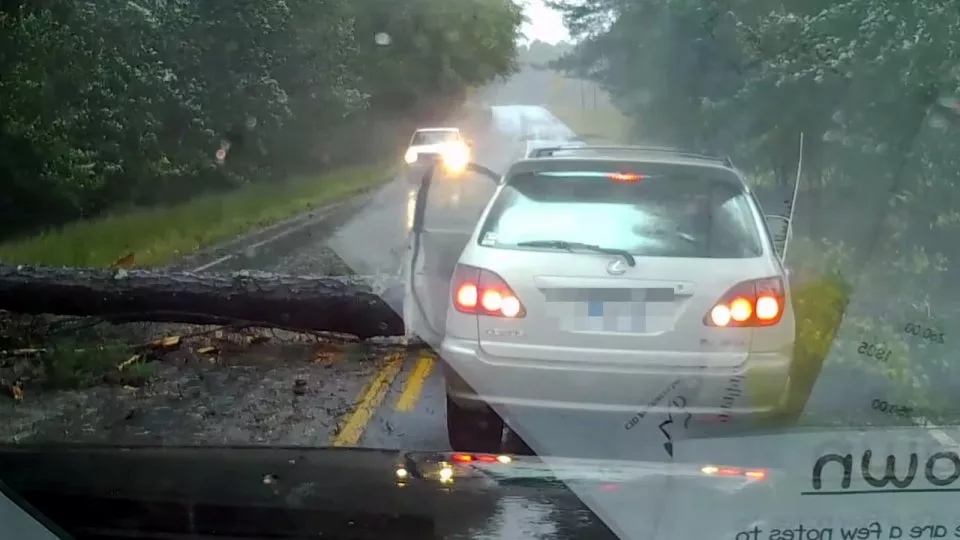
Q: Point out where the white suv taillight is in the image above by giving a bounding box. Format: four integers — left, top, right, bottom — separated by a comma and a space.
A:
452, 264, 526, 318
704, 277, 785, 327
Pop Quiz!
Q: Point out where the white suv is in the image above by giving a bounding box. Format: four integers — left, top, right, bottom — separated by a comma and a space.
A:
415, 146, 796, 451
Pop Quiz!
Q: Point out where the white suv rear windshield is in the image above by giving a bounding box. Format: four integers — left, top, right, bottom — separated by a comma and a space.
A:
478, 170, 764, 259
410, 130, 459, 145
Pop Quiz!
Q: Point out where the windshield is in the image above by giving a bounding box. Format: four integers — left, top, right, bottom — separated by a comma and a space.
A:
411, 130, 461, 145
2, 0, 960, 538
480, 171, 764, 258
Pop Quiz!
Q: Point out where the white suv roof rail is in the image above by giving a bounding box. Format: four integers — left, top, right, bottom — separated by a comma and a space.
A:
528, 144, 734, 167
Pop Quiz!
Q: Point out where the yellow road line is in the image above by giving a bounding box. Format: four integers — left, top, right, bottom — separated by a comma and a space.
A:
332, 352, 404, 446
395, 352, 435, 412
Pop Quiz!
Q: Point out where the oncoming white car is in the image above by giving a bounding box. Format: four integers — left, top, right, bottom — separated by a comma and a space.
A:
403, 127, 472, 179
410, 145, 797, 451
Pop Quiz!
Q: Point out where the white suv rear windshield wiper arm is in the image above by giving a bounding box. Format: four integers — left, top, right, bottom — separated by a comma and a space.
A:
516, 240, 636, 267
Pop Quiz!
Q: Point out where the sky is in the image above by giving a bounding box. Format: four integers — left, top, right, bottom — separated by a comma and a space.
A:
521, 0, 570, 44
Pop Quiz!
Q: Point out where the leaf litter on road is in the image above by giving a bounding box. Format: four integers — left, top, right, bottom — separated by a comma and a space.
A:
0, 319, 410, 446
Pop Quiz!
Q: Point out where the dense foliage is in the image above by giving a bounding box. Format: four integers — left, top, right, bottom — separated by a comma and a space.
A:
0, 0, 523, 237
548, 0, 960, 416
517, 39, 573, 67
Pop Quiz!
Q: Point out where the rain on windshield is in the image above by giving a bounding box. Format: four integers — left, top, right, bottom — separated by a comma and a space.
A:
2, 0, 960, 538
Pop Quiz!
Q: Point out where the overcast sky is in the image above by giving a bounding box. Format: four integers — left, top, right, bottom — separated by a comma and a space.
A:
521, 0, 569, 44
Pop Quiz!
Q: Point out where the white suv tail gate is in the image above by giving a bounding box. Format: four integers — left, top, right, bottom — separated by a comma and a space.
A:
450, 159, 787, 368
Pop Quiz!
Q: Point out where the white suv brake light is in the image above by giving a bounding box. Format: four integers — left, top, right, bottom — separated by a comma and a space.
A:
704, 277, 785, 327
452, 264, 525, 318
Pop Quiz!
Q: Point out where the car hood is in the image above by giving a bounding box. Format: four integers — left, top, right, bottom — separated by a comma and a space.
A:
0, 443, 771, 540
3, 424, 960, 540
0, 446, 762, 539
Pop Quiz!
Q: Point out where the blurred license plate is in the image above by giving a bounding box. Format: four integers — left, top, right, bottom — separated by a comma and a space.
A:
571, 300, 646, 332
546, 288, 677, 333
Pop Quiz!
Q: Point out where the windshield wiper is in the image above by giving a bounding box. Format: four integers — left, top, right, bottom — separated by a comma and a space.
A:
516, 240, 636, 267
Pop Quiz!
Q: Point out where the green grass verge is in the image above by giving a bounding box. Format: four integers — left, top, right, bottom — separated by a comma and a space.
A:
782, 274, 851, 418
0, 163, 392, 268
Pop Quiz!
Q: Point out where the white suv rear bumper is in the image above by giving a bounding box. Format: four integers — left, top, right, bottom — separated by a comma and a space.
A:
438, 337, 792, 419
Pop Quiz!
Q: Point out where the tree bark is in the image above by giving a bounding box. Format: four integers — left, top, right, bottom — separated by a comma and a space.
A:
0, 264, 404, 339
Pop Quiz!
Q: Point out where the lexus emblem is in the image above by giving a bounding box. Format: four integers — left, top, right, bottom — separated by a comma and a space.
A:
607, 258, 627, 275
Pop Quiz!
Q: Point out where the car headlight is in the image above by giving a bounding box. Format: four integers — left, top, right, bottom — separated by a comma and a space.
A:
404, 149, 417, 164
441, 145, 470, 174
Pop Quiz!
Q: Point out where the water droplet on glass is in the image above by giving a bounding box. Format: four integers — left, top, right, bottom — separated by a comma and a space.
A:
929, 114, 948, 129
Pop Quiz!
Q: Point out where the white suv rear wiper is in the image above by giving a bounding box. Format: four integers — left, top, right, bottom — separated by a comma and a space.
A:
516, 239, 636, 267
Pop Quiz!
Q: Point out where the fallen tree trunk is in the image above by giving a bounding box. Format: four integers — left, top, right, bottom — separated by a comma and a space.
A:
0, 264, 405, 339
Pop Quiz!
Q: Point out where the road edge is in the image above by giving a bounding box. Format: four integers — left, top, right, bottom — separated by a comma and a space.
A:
167, 167, 398, 272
